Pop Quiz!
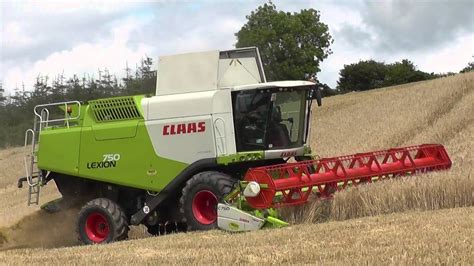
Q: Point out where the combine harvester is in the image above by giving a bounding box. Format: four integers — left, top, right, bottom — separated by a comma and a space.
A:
18, 48, 452, 244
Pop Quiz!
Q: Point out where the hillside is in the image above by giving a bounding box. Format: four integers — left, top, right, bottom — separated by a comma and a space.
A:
0, 72, 472, 263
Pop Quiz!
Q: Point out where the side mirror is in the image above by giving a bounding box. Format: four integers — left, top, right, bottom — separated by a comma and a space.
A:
309, 86, 322, 106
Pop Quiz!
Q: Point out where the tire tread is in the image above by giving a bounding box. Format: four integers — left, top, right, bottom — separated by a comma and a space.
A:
77, 198, 129, 244
179, 171, 235, 231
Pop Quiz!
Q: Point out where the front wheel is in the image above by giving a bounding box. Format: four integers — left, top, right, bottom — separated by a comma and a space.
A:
77, 198, 129, 244
179, 171, 235, 231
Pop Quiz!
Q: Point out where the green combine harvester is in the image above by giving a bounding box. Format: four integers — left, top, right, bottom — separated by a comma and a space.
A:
18, 48, 452, 244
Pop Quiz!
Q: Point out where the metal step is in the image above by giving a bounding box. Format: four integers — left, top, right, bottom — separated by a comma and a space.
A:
27, 184, 41, 206
24, 125, 42, 205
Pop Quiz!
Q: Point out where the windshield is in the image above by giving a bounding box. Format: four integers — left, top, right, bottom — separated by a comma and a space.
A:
232, 88, 308, 152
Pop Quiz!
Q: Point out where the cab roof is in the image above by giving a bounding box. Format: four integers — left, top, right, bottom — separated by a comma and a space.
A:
231, 80, 315, 92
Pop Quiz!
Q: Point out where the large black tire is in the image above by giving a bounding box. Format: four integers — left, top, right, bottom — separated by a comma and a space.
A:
179, 171, 235, 231
77, 198, 129, 244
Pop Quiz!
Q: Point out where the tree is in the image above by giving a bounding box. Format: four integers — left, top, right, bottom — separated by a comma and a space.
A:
122, 56, 156, 96
138, 56, 154, 79
319, 83, 339, 97
384, 59, 430, 86
337, 60, 387, 92
96, 68, 117, 97
0, 56, 157, 147
66, 74, 85, 101
0, 81, 5, 105
337, 59, 437, 92
32, 75, 52, 102
460, 62, 474, 73
235, 2, 333, 81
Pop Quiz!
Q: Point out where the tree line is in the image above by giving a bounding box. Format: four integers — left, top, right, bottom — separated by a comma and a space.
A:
0, 57, 156, 148
338, 59, 434, 93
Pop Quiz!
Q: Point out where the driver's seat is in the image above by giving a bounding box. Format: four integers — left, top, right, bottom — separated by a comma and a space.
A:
268, 123, 291, 148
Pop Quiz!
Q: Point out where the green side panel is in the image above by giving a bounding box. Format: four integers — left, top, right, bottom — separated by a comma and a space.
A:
88, 95, 144, 123
132, 95, 146, 115
217, 144, 313, 165
217, 151, 265, 165
38, 94, 187, 192
78, 121, 188, 192
303, 145, 313, 157
37, 127, 81, 175
92, 121, 138, 140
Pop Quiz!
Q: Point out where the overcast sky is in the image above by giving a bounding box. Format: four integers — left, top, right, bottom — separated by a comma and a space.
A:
1, 0, 473, 94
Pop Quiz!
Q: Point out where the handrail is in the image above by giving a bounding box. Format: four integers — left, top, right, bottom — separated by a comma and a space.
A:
40, 108, 50, 130
33, 100, 81, 128
23, 129, 39, 187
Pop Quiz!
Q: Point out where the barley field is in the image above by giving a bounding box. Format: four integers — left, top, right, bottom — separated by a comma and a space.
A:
0, 207, 472, 264
0, 72, 472, 264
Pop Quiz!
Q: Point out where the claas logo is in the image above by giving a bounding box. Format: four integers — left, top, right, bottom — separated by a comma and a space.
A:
163, 122, 206, 135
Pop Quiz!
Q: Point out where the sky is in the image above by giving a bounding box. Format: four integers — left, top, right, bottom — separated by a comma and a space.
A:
1, 0, 473, 94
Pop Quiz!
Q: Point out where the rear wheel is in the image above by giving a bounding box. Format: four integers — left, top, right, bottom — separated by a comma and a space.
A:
179, 171, 235, 231
77, 198, 129, 244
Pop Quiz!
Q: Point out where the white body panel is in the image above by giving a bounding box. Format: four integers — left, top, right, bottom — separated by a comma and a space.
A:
145, 116, 216, 164
212, 112, 237, 156
155, 47, 265, 96
143, 90, 215, 120
142, 89, 236, 163
217, 203, 265, 232
265, 147, 305, 159
218, 58, 261, 88
156, 50, 220, 96
143, 48, 314, 164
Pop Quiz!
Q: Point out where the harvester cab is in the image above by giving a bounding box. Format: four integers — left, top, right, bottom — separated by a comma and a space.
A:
18, 47, 451, 244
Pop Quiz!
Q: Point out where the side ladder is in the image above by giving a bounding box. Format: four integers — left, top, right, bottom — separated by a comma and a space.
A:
23, 101, 81, 205
24, 110, 47, 205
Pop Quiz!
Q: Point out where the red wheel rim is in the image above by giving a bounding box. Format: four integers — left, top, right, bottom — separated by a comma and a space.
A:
85, 212, 109, 243
192, 190, 218, 225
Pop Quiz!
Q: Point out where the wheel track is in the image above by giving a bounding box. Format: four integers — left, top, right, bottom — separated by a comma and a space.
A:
388, 80, 473, 147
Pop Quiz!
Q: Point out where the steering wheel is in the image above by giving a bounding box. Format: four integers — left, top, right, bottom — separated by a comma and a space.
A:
241, 113, 265, 133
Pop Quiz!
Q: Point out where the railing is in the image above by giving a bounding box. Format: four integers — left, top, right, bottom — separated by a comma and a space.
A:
24, 129, 38, 187
22, 100, 81, 205
33, 100, 81, 128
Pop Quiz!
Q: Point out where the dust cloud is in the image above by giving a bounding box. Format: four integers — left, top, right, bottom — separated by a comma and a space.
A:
0, 208, 79, 250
